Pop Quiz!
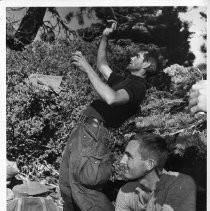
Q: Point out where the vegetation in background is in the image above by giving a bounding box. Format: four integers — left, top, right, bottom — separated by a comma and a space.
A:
7, 7, 196, 66
7, 38, 206, 183
6, 6, 207, 210
199, 10, 207, 58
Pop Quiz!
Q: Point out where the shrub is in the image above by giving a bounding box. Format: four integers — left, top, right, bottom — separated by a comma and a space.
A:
7, 39, 206, 188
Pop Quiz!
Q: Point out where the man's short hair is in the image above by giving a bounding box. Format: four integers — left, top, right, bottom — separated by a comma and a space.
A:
143, 51, 158, 75
141, 48, 162, 76
132, 44, 164, 76
130, 133, 168, 170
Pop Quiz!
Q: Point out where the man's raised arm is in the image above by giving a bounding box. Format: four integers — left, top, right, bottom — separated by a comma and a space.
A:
71, 51, 130, 106
97, 21, 117, 81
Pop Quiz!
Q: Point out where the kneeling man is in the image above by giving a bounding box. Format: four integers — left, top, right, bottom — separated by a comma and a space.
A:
116, 134, 196, 211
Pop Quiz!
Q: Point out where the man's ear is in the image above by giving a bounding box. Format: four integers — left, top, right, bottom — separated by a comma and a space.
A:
143, 58, 157, 72
145, 159, 156, 171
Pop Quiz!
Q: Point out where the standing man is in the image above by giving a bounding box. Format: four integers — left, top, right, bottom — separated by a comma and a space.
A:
115, 133, 196, 211
59, 21, 159, 211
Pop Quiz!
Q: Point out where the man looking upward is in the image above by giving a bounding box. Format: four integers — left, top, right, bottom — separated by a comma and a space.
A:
59, 21, 159, 211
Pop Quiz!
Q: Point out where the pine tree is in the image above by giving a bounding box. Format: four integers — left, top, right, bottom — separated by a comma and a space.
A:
199, 11, 207, 58
76, 7, 195, 66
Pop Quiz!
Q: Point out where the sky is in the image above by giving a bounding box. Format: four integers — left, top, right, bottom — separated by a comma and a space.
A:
6, 6, 207, 66
179, 7, 206, 65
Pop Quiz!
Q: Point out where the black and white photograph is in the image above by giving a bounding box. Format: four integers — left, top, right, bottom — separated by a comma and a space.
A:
5, 1, 207, 210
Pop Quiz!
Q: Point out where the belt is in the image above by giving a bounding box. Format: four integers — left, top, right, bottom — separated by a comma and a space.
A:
79, 115, 104, 127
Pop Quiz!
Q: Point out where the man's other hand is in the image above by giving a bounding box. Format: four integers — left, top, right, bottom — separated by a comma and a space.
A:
189, 80, 207, 116
71, 51, 92, 73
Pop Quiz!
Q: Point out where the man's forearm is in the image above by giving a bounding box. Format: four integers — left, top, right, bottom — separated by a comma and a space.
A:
86, 66, 116, 105
71, 50, 117, 104
97, 35, 113, 81
97, 35, 108, 66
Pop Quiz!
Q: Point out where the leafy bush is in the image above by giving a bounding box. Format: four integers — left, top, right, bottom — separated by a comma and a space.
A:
163, 64, 203, 97
7, 40, 97, 166
7, 39, 206, 197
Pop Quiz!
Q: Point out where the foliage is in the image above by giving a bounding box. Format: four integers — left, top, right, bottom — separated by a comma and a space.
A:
7, 39, 206, 208
199, 10, 207, 57
7, 7, 195, 66
7, 8, 47, 51
196, 63, 207, 80
108, 64, 206, 187
163, 64, 203, 97
76, 7, 195, 66
7, 39, 97, 165
6, 7, 78, 50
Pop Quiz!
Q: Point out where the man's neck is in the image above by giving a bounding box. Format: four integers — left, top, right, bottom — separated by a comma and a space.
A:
130, 70, 145, 78
139, 169, 162, 192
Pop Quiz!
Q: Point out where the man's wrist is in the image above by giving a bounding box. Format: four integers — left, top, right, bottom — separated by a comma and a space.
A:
102, 34, 108, 41
85, 65, 94, 75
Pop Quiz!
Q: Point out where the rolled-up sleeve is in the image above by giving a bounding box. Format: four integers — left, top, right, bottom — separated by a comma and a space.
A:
123, 82, 146, 104
107, 72, 124, 87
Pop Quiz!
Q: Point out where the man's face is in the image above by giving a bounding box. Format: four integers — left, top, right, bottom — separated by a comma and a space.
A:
120, 140, 148, 180
127, 52, 148, 72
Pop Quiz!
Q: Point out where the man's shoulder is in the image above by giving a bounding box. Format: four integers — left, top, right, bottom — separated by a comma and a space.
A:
160, 170, 196, 188
155, 170, 196, 210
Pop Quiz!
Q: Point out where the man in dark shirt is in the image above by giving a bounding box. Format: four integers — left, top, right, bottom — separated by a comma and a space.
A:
59, 22, 159, 211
